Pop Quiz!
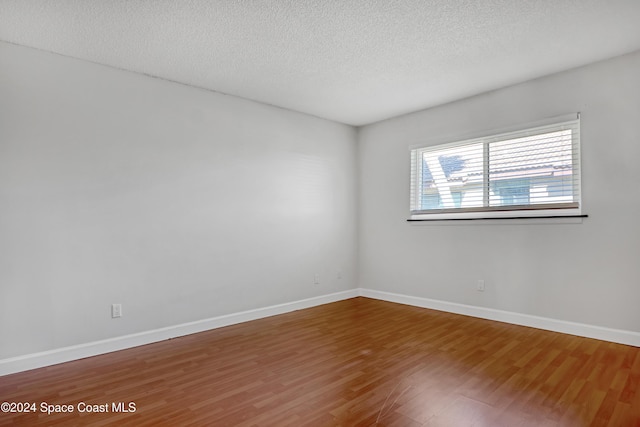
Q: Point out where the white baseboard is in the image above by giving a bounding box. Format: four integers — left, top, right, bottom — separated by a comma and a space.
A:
357, 288, 640, 347
4, 287, 638, 377
0, 289, 359, 377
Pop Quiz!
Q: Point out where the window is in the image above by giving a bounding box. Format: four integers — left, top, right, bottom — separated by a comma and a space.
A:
410, 117, 581, 220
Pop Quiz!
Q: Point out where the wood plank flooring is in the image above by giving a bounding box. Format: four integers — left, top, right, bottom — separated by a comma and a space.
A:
1, 297, 639, 426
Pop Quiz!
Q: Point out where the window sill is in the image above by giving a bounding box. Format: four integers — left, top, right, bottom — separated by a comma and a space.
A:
407, 214, 588, 225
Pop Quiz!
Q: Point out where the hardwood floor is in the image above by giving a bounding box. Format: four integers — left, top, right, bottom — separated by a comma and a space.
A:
1, 297, 639, 426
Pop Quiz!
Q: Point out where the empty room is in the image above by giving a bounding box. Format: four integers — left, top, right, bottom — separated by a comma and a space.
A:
1, 1, 640, 425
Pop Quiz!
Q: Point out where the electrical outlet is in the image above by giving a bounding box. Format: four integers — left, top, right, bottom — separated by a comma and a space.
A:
314, 273, 320, 284
111, 303, 122, 318
477, 280, 485, 292
337, 270, 342, 279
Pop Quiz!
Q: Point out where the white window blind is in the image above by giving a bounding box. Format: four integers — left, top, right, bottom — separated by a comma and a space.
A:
410, 117, 581, 219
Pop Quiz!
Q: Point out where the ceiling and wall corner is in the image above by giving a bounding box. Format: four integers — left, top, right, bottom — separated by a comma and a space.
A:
357, 48, 640, 336
1, 0, 640, 126
0, 40, 359, 366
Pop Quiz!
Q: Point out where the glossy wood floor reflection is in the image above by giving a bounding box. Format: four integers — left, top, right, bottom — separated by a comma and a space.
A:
1, 297, 639, 426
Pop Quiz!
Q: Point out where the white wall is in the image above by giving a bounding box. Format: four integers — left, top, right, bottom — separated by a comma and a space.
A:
2, 39, 639, 366
358, 50, 640, 333
0, 42, 357, 359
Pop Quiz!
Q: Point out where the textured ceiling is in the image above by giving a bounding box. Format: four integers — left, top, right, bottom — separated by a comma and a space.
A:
1, 1, 640, 126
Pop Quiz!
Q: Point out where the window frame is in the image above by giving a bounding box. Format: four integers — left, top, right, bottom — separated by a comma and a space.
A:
409, 115, 582, 221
